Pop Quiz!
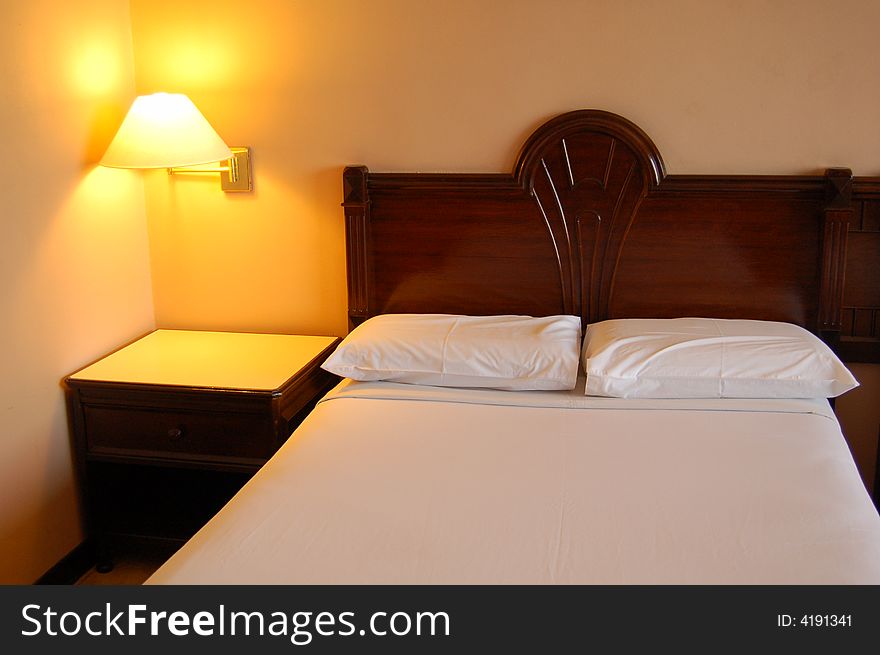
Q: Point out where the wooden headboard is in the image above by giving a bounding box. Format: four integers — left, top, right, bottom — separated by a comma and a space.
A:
342, 110, 880, 362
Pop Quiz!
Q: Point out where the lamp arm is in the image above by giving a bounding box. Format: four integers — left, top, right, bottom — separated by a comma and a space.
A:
168, 155, 239, 182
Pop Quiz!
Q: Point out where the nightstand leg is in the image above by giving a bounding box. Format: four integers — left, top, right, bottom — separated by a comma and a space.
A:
94, 538, 114, 574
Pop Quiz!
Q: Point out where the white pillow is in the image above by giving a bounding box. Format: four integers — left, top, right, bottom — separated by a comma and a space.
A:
322, 314, 581, 390
582, 318, 858, 399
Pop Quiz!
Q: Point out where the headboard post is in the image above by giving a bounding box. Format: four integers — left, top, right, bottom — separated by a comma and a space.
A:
819, 167, 854, 347
342, 165, 371, 328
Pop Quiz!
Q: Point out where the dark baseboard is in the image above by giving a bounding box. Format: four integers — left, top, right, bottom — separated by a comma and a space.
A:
35, 535, 182, 585
35, 540, 95, 585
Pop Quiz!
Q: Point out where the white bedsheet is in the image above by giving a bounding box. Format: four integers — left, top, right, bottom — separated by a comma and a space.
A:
147, 379, 880, 584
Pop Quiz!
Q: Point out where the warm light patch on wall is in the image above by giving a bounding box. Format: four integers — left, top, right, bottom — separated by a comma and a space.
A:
140, 41, 236, 91
12, 163, 149, 343
70, 43, 123, 96
128, 3, 297, 91
14, 167, 140, 285
74, 165, 144, 207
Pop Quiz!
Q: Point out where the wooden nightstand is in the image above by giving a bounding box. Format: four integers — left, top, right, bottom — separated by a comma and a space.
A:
64, 330, 340, 569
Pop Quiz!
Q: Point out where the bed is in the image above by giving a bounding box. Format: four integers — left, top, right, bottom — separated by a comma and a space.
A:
148, 110, 880, 584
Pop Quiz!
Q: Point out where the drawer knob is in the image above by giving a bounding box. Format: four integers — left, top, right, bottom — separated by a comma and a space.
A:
167, 427, 184, 441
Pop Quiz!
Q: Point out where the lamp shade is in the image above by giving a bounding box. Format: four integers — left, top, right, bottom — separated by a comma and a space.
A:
101, 93, 233, 169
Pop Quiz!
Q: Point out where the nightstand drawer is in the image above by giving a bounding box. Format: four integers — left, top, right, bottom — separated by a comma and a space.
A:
84, 405, 274, 465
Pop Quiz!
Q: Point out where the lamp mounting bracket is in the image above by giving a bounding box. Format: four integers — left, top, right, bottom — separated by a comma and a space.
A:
167, 147, 253, 192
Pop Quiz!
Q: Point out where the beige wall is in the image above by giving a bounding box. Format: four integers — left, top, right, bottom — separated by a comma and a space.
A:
128, 0, 880, 336
0, 0, 155, 583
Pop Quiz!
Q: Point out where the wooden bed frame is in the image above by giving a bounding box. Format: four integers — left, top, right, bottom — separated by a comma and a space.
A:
342, 110, 880, 362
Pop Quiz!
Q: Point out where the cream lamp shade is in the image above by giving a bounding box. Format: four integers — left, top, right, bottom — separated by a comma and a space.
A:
101, 93, 233, 169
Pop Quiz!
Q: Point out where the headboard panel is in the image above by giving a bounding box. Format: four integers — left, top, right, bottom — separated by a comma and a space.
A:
342, 110, 880, 362
519, 111, 663, 319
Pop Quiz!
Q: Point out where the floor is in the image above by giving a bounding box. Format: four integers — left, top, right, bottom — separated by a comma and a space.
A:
75, 545, 173, 585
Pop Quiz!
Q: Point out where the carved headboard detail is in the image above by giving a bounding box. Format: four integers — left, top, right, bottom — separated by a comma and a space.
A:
515, 111, 664, 321
342, 110, 880, 362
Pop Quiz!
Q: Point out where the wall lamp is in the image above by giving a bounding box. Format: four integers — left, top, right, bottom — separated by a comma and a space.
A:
100, 93, 252, 192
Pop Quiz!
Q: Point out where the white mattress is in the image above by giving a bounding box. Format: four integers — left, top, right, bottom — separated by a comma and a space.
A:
147, 378, 880, 584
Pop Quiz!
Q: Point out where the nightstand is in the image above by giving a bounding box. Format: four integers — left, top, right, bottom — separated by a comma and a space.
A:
64, 330, 340, 570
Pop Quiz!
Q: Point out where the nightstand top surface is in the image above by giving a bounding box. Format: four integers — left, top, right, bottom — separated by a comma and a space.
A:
69, 330, 339, 390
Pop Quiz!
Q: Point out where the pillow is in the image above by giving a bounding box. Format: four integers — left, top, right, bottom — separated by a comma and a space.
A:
582, 317, 858, 399
322, 313, 581, 390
